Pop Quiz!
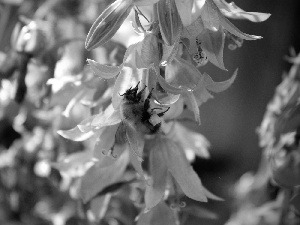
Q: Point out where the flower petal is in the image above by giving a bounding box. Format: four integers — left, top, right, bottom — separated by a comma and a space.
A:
57, 116, 96, 141
92, 104, 122, 127
112, 66, 145, 109
198, 27, 226, 70
204, 69, 237, 92
125, 122, 145, 178
214, 0, 271, 22
145, 143, 168, 209
157, 0, 183, 46
162, 138, 207, 202
85, 0, 133, 50
133, 0, 159, 6
165, 56, 203, 91
80, 150, 129, 203
87, 59, 121, 79
207, 0, 262, 40
93, 125, 119, 161
137, 202, 177, 225
185, 91, 201, 124
173, 122, 210, 159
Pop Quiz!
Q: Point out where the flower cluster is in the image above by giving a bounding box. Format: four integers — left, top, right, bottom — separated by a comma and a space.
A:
56, 0, 270, 223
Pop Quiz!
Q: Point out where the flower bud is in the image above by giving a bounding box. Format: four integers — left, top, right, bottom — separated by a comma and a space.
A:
156, 0, 182, 46
85, 0, 133, 51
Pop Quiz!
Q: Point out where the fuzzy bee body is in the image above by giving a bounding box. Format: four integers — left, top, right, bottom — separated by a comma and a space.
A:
115, 83, 165, 145
119, 84, 162, 135
118, 83, 168, 136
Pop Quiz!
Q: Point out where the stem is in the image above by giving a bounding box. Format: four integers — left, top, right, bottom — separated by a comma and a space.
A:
15, 53, 31, 103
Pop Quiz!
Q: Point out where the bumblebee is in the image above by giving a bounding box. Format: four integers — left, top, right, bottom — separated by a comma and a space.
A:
119, 82, 169, 135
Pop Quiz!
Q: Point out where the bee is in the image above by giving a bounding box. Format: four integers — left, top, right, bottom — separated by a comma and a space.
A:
117, 82, 169, 141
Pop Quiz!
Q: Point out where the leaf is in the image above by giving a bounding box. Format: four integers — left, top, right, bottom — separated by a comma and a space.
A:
214, 0, 271, 22
137, 202, 177, 225
145, 144, 168, 210
87, 59, 121, 79
85, 0, 133, 50
80, 150, 129, 203
199, 27, 226, 70
162, 138, 207, 201
173, 122, 210, 159
91, 104, 122, 127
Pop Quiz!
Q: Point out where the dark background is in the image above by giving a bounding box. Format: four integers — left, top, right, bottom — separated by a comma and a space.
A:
192, 1, 300, 224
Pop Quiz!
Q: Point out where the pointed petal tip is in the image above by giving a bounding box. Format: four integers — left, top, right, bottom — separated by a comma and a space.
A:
57, 130, 63, 136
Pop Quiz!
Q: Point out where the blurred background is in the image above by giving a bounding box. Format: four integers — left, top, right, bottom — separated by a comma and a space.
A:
1, 0, 300, 225
193, 0, 300, 224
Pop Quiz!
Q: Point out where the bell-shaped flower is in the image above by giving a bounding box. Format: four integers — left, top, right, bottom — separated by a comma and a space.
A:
85, 0, 161, 50
85, 0, 134, 50
144, 135, 222, 210
180, 0, 270, 69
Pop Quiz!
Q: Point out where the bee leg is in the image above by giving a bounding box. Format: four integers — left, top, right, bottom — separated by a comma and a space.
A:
157, 107, 170, 117
152, 123, 161, 133
144, 88, 154, 111
119, 81, 141, 97
132, 81, 140, 92
137, 84, 147, 100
